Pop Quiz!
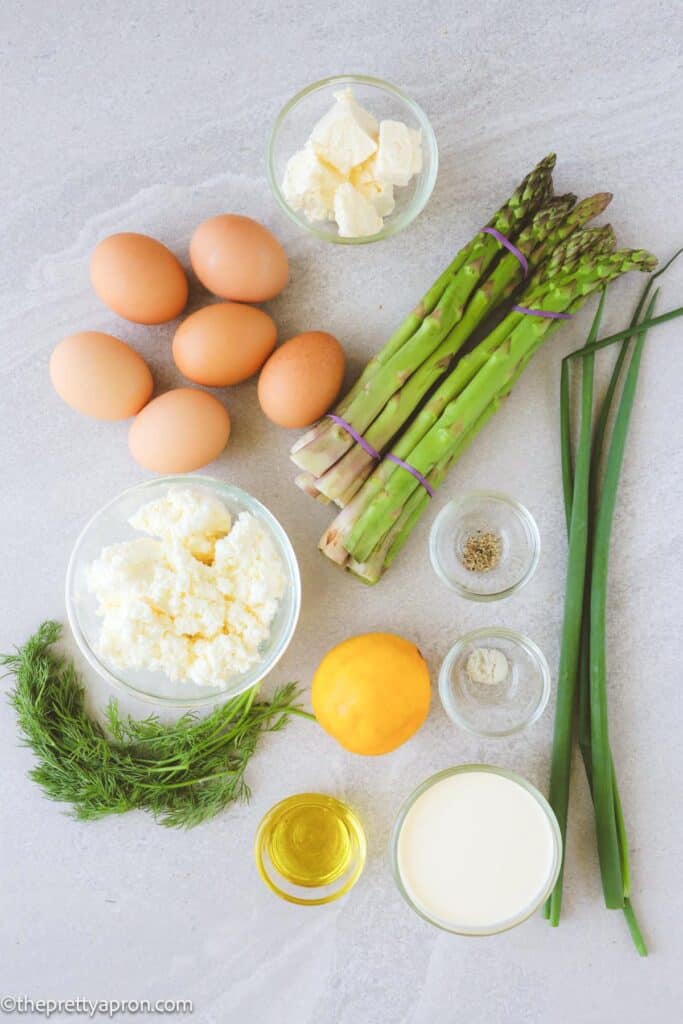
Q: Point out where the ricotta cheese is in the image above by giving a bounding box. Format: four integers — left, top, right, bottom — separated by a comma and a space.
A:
281, 88, 422, 237
87, 489, 287, 688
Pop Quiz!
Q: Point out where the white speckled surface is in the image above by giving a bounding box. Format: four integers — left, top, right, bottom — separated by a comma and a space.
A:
1, 2, 682, 1021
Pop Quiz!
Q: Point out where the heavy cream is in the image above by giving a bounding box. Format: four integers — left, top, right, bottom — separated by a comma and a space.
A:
395, 768, 559, 933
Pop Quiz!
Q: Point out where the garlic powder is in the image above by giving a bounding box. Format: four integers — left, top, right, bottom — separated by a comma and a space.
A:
465, 647, 509, 686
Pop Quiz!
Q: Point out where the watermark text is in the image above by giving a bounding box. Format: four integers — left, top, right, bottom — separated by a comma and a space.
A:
1, 996, 193, 1018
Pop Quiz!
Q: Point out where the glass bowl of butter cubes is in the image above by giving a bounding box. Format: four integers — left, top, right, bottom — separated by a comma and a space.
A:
268, 74, 438, 243
66, 476, 301, 707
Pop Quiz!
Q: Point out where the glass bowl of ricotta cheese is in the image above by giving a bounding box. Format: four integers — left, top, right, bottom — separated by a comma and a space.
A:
66, 476, 301, 707
268, 74, 438, 244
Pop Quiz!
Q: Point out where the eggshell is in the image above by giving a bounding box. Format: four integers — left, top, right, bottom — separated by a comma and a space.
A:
172, 302, 277, 387
190, 214, 289, 302
128, 388, 231, 473
258, 332, 345, 428
49, 331, 153, 420
90, 233, 188, 324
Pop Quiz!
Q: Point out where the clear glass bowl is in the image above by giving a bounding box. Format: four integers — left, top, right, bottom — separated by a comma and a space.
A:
65, 476, 301, 707
438, 627, 551, 737
429, 491, 541, 601
390, 765, 562, 936
268, 74, 438, 244
254, 793, 367, 906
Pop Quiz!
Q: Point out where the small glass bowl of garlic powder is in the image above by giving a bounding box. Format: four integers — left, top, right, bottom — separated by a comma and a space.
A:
269, 75, 438, 243
66, 477, 301, 707
438, 627, 551, 738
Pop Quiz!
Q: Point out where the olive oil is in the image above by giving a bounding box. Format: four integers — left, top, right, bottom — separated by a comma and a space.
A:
255, 793, 366, 905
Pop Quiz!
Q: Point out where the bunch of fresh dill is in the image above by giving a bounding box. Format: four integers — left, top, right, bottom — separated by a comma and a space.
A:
1, 621, 313, 828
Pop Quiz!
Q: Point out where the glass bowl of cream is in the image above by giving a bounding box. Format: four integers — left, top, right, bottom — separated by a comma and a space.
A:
66, 476, 301, 707
391, 765, 562, 936
268, 74, 438, 244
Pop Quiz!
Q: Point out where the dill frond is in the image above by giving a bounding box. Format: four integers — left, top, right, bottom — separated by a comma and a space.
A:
2, 622, 313, 829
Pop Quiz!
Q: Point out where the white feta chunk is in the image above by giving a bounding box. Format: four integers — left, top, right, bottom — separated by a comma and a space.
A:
350, 158, 396, 217
374, 120, 423, 187
332, 87, 379, 138
310, 102, 377, 175
282, 143, 343, 223
333, 183, 384, 238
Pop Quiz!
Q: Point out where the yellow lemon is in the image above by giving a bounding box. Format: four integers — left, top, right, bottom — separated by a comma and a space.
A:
311, 633, 431, 756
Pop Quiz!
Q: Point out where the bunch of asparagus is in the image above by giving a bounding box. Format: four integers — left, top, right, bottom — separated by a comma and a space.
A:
289, 155, 657, 582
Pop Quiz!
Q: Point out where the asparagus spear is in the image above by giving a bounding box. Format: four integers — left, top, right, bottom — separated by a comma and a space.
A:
530, 195, 612, 270
291, 245, 476, 461
291, 154, 556, 475
345, 250, 650, 565
322, 228, 617, 555
294, 471, 332, 503
345, 249, 656, 565
314, 195, 575, 505
315, 195, 613, 506
320, 281, 581, 572
344, 314, 561, 581
347, 403, 501, 582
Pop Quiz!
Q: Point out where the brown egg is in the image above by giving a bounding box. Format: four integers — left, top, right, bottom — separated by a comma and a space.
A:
129, 388, 230, 473
49, 331, 153, 420
258, 332, 345, 428
90, 233, 188, 324
172, 302, 277, 387
190, 214, 289, 302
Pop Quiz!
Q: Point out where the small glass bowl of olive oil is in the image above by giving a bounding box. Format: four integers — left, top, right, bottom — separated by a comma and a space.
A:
255, 793, 366, 905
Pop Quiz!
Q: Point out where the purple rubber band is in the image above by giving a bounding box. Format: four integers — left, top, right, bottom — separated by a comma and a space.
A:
513, 304, 574, 320
386, 454, 435, 498
327, 414, 434, 496
326, 414, 381, 460
482, 227, 529, 276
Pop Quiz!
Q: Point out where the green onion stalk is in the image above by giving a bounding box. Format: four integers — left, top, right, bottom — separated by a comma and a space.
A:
545, 250, 681, 952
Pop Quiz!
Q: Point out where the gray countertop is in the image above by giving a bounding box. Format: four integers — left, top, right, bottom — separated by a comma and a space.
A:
2, 2, 681, 1021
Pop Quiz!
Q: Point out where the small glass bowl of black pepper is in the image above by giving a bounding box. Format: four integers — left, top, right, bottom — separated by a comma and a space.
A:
429, 491, 540, 601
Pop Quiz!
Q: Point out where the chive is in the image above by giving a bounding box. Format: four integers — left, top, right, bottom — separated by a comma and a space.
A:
546, 289, 605, 925
623, 899, 648, 957
559, 356, 574, 535
589, 290, 658, 909
613, 771, 631, 899
549, 248, 681, 950
576, 249, 682, 946
577, 281, 659, 886
566, 291, 683, 362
